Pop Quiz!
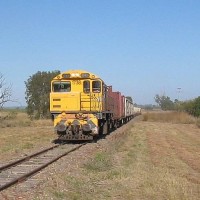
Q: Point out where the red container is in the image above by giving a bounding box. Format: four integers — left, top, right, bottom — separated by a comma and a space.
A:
106, 86, 114, 112
106, 86, 123, 119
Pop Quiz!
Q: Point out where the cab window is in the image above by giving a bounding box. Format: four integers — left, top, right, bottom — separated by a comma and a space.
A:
92, 81, 101, 93
53, 81, 71, 92
83, 80, 90, 93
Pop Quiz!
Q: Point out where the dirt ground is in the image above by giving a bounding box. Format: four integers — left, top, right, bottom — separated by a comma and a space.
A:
0, 116, 200, 199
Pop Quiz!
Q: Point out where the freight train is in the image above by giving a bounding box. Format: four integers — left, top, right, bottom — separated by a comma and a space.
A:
50, 69, 141, 140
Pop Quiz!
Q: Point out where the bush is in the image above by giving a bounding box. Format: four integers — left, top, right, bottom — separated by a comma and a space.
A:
181, 96, 200, 117
143, 113, 148, 121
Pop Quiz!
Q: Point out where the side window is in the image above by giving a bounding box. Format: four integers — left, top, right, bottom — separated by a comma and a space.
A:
53, 82, 71, 92
92, 81, 101, 93
83, 80, 90, 93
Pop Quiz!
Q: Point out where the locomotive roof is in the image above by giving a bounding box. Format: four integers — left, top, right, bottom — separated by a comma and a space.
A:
53, 69, 103, 81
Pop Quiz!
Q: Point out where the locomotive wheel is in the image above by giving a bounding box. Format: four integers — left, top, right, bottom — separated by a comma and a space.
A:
103, 121, 108, 135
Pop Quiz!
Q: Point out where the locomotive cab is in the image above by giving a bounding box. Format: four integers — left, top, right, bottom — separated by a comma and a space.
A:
50, 70, 106, 140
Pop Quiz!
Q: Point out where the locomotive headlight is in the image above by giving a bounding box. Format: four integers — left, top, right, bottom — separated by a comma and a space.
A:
71, 73, 80, 77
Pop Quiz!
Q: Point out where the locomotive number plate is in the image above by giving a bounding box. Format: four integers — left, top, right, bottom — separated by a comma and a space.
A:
72, 80, 81, 85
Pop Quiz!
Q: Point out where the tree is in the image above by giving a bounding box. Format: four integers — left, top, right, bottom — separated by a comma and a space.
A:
182, 97, 200, 117
25, 70, 60, 119
191, 97, 200, 117
0, 73, 12, 109
154, 94, 175, 110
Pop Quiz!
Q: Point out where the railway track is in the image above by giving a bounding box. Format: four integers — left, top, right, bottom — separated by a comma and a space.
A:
0, 143, 86, 192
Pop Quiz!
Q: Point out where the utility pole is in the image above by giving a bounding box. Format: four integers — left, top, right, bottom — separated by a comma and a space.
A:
177, 87, 181, 101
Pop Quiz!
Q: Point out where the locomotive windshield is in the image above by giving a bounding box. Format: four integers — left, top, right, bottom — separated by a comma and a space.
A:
92, 81, 101, 93
53, 81, 71, 92
83, 80, 90, 93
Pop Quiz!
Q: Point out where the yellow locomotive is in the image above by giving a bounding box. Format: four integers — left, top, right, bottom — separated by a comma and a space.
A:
50, 69, 107, 140
50, 69, 135, 140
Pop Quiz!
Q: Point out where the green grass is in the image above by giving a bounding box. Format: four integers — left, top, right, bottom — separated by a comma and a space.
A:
52, 191, 66, 200
84, 151, 113, 172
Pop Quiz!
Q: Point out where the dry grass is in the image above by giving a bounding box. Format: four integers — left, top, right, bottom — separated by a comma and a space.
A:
142, 111, 197, 124
29, 120, 200, 200
196, 118, 200, 128
0, 110, 55, 162
0, 111, 52, 128
0, 112, 199, 199
73, 123, 200, 199
0, 111, 31, 128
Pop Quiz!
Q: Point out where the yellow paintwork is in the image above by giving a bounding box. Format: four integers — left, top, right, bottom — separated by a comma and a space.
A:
50, 70, 104, 129
50, 92, 103, 112
54, 112, 98, 129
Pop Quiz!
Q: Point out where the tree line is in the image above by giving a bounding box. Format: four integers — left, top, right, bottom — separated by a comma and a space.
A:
155, 94, 200, 117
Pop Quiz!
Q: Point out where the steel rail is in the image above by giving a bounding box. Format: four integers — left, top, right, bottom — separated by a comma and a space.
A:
0, 143, 86, 192
0, 144, 60, 172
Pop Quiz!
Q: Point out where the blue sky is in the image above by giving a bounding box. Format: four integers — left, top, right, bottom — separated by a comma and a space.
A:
0, 0, 200, 106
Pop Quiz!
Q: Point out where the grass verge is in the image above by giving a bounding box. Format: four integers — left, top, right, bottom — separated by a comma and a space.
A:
42, 121, 199, 200
142, 111, 197, 124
